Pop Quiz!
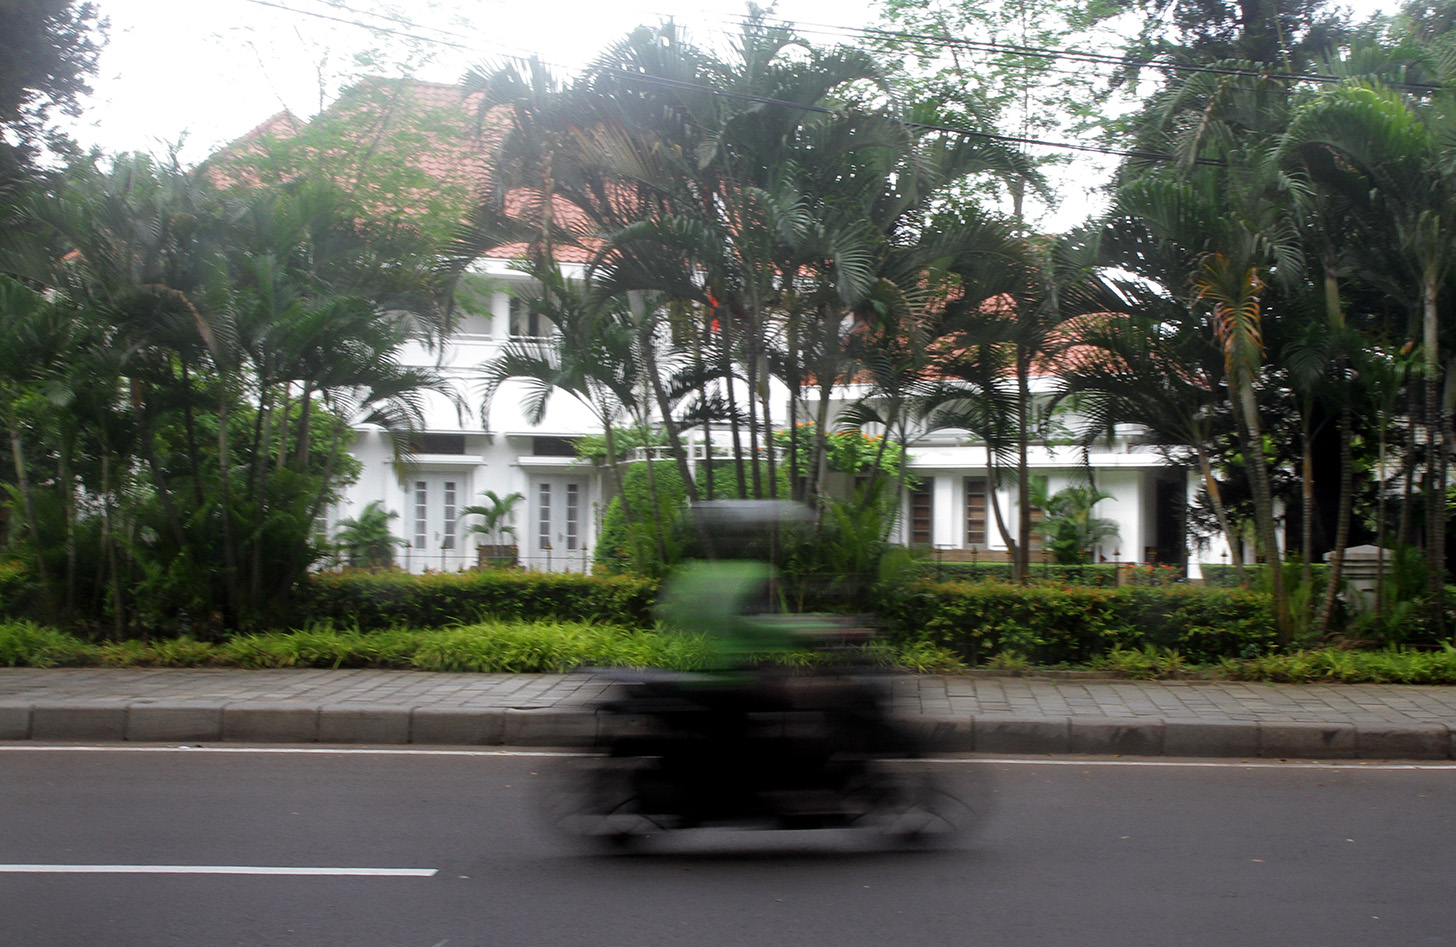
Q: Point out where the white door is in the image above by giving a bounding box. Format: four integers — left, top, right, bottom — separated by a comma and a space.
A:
408, 475, 462, 571
528, 476, 588, 571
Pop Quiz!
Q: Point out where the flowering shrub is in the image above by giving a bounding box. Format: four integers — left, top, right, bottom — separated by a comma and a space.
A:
772, 424, 904, 477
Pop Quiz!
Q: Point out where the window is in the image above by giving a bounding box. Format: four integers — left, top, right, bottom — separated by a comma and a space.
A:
442, 481, 457, 550
413, 477, 460, 552
565, 483, 580, 551
1026, 475, 1046, 553
450, 276, 494, 336
965, 477, 987, 547
411, 433, 466, 455
530, 476, 589, 568
509, 296, 553, 339
413, 481, 428, 550
532, 436, 578, 457
909, 478, 934, 546
537, 482, 553, 551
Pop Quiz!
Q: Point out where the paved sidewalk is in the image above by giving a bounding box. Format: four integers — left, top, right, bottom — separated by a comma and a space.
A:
3, 668, 1456, 759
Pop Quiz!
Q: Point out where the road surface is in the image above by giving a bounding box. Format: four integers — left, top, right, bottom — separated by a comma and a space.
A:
2, 746, 1452, 946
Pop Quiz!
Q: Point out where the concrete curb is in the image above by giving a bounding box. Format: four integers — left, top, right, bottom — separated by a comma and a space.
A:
1, 701, 1452, 760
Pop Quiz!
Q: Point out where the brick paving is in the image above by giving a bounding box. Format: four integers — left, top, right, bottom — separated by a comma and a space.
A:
2, 668, 1455, 758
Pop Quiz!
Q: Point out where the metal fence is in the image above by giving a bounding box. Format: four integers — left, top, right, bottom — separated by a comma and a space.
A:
391, 546, 596, 574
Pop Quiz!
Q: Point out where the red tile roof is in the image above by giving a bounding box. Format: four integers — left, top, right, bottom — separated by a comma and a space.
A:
210, 78, 591, 262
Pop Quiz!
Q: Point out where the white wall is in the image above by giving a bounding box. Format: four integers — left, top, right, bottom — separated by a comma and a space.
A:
334, 258, 1188, 574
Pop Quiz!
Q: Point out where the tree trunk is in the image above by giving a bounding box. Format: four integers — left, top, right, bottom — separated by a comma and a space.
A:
987, 458, 1018, 563
1376, 416, 1390, 621
641, 318, 700, 504
1315, 401, 1354, 639
720, 316, 747, 499
1014, 347, 1032, 585
1423, 270, 1446, 639
182, 362, 205, 506
1315, 263, 1350, 637
6, 410, 56, 621
1234, 373, 1291, 645
217, 397, 241, 627
1299, 404, 1314, 587
100, 447, 125, 639
1196, 441, 1247, 585
744, 310, 764, 500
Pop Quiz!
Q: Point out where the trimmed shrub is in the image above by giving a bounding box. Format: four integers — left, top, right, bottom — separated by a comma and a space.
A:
298, 569, 659, 631
910, 561, 1124, 587
878, 579, 1275, 665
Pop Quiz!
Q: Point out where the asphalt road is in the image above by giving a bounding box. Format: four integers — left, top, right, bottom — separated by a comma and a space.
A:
2, 746, 1453, 947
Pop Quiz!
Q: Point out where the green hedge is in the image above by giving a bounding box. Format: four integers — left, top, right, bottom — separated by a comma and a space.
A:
0, 562, 1284, 667
908, 562, 1190, 588
299, 569, 660, 631
301, 571, 1276, 664
912, 561, 1118, 586
0, 619, 710, 672
879, 579, 1276, 665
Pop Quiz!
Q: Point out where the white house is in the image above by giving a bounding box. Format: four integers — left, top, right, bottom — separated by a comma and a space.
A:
344, 277, 1206, 576
345, 258, 603, 573
228, 79, 1221, 578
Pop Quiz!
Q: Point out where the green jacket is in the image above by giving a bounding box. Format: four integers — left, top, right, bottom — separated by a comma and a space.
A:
655, 560, 801, 670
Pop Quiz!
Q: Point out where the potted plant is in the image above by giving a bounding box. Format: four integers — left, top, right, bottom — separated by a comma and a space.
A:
463, 490, 524, 568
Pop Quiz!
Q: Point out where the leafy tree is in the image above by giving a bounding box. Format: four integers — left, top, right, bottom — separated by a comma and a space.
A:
0, 0, 105, 186
1119, 0, 1349, 69
870, 0, 1123, 223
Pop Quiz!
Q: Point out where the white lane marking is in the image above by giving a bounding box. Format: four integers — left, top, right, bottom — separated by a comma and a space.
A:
1, 744, 1454, 770
0, 745, 569, 758
0, 865, 437, 876
930, 757, 1456, 771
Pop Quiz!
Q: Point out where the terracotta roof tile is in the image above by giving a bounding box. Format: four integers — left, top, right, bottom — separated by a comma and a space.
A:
211, 77, 589, 264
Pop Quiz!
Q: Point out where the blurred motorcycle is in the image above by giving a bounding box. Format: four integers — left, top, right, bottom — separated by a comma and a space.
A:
547, 503, 968, 849
550, 664, 966, 849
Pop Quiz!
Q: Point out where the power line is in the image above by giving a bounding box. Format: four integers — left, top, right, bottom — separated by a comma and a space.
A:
756, 12, 1443, 95
230, 0, 1398, 166
244, 0, 1433, 97
589, 64, 1207, 165
240, 0, 466, 45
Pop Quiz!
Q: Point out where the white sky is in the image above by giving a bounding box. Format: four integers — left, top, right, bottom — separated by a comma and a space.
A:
73, 0, 879, 164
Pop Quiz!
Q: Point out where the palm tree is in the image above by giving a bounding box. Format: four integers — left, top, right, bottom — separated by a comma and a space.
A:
1192, 250, 1293, 633
1057, 272, 1246, 582
0, 276, 79, 619
1270, 80, 1456, 636
1, 156, 458, 631
1106, 61, 1308, 641
333, 501, 406, 569
1031, 482, 1122, 564
458, 13, 1037, 526
462, 490, 524, 565
915, 224, 1114, 583
474, 259, 645, 513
